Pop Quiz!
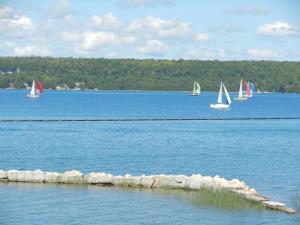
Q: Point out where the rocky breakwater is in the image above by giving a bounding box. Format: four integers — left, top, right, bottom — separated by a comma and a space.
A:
0, 169, 296, 214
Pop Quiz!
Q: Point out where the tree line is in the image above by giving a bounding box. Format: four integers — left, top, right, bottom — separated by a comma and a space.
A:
0, 56, 299, 92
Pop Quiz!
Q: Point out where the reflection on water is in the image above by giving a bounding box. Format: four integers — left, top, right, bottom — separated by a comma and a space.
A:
143, 188, 263, 211
291, 194, 300, 212
1, 182, 263, 211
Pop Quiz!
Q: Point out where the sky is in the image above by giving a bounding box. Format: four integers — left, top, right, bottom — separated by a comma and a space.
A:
0, 0, 299, 60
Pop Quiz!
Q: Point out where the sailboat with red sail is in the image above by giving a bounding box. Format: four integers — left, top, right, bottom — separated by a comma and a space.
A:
244, 81, 252, 98
27, 79, 43, 98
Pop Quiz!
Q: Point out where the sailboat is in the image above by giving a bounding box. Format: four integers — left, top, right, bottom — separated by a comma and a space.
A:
27, 79, 43, 98
244, 81, 252, 98
249, 82, 255, 96
191, 81, 201, 96
210, 82, 231, 109
234, 79, 247, 101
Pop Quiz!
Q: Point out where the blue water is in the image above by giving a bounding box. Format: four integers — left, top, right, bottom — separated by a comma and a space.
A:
0, 90, 300, 225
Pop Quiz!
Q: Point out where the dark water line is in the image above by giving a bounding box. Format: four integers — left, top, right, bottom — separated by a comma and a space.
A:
0, 117, 300, 122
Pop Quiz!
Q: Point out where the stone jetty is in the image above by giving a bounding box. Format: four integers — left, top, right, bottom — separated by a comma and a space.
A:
0, 169, 296, 214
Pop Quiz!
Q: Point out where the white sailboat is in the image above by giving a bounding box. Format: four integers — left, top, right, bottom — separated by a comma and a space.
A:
210, 82, 231, 109
234, 79, 247, 101
27, 79, 39, 98
191, 81, 201, 96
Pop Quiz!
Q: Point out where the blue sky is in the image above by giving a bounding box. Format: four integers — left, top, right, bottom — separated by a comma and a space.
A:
0, 0, 299, 60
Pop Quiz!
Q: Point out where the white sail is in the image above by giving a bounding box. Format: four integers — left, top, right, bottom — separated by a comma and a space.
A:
27, 79, 39, 98
217, 82, 223, 104
223, 83, 231, 104
238, 79, 243, 98
195, 82, 201, 94
192, 82, 201, 95
30, 80, 36, 96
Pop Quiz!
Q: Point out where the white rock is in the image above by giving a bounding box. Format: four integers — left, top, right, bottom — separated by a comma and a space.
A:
84, 172, 113, 184
119, 176, 141, 186
157, 175, 188, 189
30, 170, 45, 182
60, 170, 83, 184
44, 172, 61, 183
7, 170, 19, 181
141, 176, 155, 187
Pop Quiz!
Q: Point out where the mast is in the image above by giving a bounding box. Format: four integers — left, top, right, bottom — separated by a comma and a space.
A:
217, 82, 223, 104
223, 83, 231, 105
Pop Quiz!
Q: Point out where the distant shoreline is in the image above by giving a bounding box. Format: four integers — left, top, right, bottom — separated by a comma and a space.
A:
1, 57, 299, 93
0, 88, 288, 94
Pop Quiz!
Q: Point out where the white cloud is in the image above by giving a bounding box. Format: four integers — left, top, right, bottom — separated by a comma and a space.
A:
126, 15, 191, 39
0, 6, 12, 18
225, 5, 271, 15
0, 5, 35, 31
7, 15, 34, 29
257, 21, 299, 37
80, 31, 136, 50
122, 36, 137, 43
247, 49, 282, 59
145, 15, 173, 29
195, 33, 210, 42
91, 13, 120, 28
49, 0, 71, 19
13, 45, 51, 56
62, 31, 80, 41
126, 19, 143, 32
158, 22, 191, 38
119, 0, 175, 7
81, 31, 119, 50
137, 39, 168, 54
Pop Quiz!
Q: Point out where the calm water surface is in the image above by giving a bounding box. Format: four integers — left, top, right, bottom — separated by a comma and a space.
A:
0, 90, 300, 225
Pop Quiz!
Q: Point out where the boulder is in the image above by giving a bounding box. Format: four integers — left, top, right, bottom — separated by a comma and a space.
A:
140, 175, 155, 187
60, 170, 83, 184
44, 172, 61, 183
84, 172, 113, 184
118, 175, 142, 187
29, 170, 45, 182
156, 175, 188, 189
7, 170, 19, 181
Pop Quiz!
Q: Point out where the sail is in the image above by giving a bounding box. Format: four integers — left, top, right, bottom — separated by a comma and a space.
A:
192, 82, 196, 94
238, 79, 243, 98
244, 81, 251, 96
223, 83, 231, 105
36, 80, 43, 94
30, 79, 36, 96
195, 82, 201, 94
249, 82, 255, 95
217, 82, 223, 104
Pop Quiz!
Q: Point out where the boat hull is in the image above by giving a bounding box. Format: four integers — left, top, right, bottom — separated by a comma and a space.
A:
210, 103, 230, 109
27, 94, 39, 98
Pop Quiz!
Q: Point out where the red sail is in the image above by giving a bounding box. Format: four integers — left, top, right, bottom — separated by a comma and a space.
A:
244, 81, 250, 96
36, 80, 43, 94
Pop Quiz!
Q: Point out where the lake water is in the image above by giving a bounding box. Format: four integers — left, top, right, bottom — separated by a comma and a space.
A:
0, 90, 300, 225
